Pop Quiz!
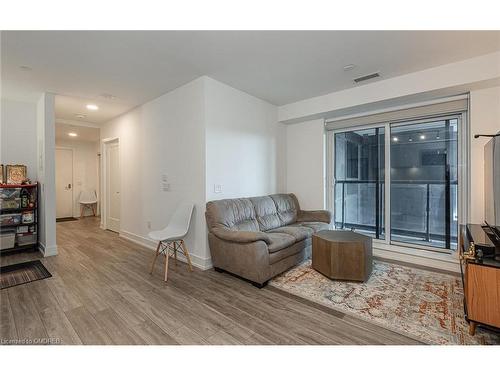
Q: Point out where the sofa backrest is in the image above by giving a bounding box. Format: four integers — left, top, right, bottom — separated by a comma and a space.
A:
205, 198, 260, 232
205, 193, 300, 233
270, 194, 299, 226
249, 196, 281, 231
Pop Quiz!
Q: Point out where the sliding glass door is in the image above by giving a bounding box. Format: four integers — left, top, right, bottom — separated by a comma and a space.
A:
332, 115, 459, 252
334, 126, 385, 239
390, 118, 458, 250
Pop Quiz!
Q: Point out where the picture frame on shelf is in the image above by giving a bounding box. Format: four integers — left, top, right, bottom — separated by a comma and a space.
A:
6, 164, 27, 185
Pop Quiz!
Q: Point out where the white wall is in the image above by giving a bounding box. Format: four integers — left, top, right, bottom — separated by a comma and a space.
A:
1, 95, 57, 256
470, 86, 500, 223
1, 99, 38, 180
283, 86, 500, 225
279, 51, 500, 123
36, 93, 57, 256
205, 77, 284, 201
281, 51, 500, 227
101, 78, 209, 267
100, 76, 286, 269
285, 119, 325, 209
55, 138, 100, 217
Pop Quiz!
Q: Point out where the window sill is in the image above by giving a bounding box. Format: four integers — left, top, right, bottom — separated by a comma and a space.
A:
372, 240, 460, 274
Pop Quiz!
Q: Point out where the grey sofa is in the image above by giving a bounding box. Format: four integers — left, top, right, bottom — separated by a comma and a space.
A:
205, 193, 332, 287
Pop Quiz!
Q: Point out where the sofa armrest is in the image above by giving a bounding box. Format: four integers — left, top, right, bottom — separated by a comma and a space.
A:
297, 209, 332, 224
211, 228, 271, 245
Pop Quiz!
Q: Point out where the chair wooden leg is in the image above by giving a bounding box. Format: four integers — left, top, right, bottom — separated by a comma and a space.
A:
92, 204, 96, 216
180, 240, 193, 272
150, 241, 161, 274
164, 245, 170, 282
173, 241, 178, 266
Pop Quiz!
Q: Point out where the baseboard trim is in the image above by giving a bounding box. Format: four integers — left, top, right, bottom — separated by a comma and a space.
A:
38, 243, 58, 257
119, 230, 213, 270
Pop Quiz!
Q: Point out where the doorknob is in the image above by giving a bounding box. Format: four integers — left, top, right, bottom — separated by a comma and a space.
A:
68, 183, 72, 189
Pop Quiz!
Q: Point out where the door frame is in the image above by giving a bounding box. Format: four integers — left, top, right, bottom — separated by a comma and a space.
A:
101, 137, 120, 231
55, 146, 76, 218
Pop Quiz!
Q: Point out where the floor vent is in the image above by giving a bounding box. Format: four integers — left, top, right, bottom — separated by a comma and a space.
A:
354, 72, 380, 83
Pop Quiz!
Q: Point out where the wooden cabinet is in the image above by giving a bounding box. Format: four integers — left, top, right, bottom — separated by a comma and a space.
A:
463, 261, 500, 335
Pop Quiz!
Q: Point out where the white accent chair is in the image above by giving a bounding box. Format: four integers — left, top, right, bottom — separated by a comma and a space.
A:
79, 190, 98, 218
148, 203, 194, 282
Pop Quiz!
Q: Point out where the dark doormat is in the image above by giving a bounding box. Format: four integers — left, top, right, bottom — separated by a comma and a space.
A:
56, 217, 78, 222
0, 260, 52, 290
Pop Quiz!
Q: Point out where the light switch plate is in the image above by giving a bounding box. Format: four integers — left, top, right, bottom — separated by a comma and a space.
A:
214, 184, 222, 193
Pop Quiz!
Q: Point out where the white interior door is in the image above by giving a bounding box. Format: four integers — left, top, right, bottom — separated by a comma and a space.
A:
56, 148, 74, 218
106, 141, 120, 232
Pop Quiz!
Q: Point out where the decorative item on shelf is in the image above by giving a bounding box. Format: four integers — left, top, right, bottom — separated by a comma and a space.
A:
21, 211, 34, 224
5, 165, 27, 185
0, 198, 20, 210
20, 188, 29, 208
0, 164, 3, 184
28, 188, 35, 208
0, 188, 20, 200
0, 213, 22, 226
17, 226, 29, 234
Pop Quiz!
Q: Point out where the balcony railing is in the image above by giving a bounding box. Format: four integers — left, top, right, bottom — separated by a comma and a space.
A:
334, 180, 458, 250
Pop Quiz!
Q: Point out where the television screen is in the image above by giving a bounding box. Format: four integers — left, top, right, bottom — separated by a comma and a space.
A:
484, 136, 500, 227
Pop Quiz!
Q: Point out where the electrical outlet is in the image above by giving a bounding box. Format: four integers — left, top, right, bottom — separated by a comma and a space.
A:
214, 184, 222, 193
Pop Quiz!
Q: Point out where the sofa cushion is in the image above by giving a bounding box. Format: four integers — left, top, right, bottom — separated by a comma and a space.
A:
270, 194, 298, 226
249, 196, 282, 231
269, 238, 311, 265
205, 198, 259, 232
267, 225, 314, 242
291, 221, 330, 233
266, 232, 296, 253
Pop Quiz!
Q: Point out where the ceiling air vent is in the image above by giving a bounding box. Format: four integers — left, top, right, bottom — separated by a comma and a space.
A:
353, 72, 380, 83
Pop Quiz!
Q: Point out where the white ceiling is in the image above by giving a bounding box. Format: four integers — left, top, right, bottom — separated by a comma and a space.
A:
55, 94, 130, 125
55, 122, 100, 142
2, 31, 500, 122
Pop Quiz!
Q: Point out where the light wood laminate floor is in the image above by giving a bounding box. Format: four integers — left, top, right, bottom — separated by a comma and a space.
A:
1, 217, 421, 345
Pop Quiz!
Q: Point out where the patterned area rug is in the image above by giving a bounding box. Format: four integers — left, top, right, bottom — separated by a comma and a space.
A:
0, 260, 52, 290
269, 260, 500, 345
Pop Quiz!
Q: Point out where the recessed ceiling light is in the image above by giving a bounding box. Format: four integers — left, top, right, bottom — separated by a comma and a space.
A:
86, 104, 99, 111
68, 132, 78, 137
343, 64, 356, 71
19, 65, 32, 71
75, 113, 86, 119
392, 137, 398, 142
419, 134, 426, 140
100, 93, 117, 100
